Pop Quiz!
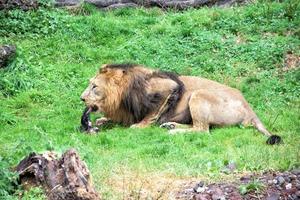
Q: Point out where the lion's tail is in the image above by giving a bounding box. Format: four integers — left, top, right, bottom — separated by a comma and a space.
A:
251, 117, 282, 145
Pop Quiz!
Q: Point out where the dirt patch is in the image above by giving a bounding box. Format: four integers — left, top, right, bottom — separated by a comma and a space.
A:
101, 167, 211, 199
283, 52, 300, 72
176, 170, 300, 200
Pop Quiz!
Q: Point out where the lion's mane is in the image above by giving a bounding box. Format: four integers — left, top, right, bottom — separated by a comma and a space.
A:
99, 64, 184, 125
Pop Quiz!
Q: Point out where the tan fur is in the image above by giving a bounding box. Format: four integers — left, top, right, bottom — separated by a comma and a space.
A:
160, 76, 272, 137
81, 64, 274, 139
81, 64, 178, 126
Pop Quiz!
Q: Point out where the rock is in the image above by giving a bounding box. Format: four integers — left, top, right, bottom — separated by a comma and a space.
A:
85, 0, 133, 8
289, 174, 297, 180
266, 193, 280, 200
196, 186, 206, 193
285, 183, 292, 190
0, 0, 38, 10
291, 169, 300, 176
211, 187, 225, 200
54, 0, 248, 10
277, 176, 285, 185
222, 162, 237, 174
0, 45, 16, 68
267, 180, 274, 185
296, 183, 300, 190
193, 193, 210, 200
240, 175, 252, 183
55, 0, 80, 6
104, 2, 137, 9
193, 181, 206, 193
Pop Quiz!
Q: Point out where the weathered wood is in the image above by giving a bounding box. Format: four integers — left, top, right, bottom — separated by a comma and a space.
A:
16, 149, 100, 200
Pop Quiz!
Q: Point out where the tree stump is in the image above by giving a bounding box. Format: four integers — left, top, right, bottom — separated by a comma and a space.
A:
16, 149, 100, 200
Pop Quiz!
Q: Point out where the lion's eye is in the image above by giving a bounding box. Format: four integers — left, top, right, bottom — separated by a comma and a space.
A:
92, 85, 97, 89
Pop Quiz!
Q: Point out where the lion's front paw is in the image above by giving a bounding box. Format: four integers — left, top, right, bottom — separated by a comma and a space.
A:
86, 127, 99, 134
160, 122, 176, 130
95, 117, 109, 126
130, 123, 146, 128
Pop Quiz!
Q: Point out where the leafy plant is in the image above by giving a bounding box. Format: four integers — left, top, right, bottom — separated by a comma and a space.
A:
283, 0, 300, 20
239, 179, 265, 195
0, 51, 36, 97
0, 8, 65, 37
0, 158, 18, 199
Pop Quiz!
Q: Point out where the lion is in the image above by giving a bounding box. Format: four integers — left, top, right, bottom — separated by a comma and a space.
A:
81, 63, 281, 144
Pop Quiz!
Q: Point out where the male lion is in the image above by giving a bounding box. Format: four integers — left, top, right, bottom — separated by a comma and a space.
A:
81, 64, 281, 144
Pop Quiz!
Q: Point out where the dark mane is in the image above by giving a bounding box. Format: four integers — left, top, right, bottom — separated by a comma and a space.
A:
106, 63, 137, 70
121, 71, 162, 123
119, 65, 184, 124
152, 71, 185, 124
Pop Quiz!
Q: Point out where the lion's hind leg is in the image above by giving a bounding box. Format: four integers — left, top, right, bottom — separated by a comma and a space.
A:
188, 91, 212, 133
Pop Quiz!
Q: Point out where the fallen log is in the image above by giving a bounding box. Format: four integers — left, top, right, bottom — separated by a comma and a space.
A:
16, 149, 100, 200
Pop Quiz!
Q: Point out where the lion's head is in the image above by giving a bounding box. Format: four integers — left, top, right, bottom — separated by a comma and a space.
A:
81, 63, 157, 125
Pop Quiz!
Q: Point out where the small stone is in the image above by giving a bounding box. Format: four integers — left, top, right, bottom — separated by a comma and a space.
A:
193, 194, 209, 200
273, 179, 278, 184
268, 180, 274, 185
291, 169, 300, 176
196, 187, 206, 193
184, 188, 194, 194
240, 175, 251, 183
285, 177, 291, 183
296, 191, 300, 197
224, 187, 232, 193
212, 194, 225, 200
277, 176, 285, 185
285, 183, 292, 190
193, 181, 205, 193
227, 162, 237, 171
266, 193, 280, 200
296, 183, 300, 190
211, 188, 225, 200
289, 174, 297, 180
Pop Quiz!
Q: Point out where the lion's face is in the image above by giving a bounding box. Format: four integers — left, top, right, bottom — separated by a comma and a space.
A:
80, 65, 128, 113
80, 75, 107, 112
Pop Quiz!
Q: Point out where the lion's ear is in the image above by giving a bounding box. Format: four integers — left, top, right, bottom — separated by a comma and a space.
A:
99, 64, 109, 73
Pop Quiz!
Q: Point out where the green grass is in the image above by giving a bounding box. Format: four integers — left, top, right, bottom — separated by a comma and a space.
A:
0, 1, 300, 199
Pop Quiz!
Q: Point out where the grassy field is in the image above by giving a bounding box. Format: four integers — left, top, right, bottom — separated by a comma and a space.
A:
0, 1, 300, 199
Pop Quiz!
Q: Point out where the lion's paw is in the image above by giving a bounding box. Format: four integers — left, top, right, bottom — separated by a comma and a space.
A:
95, 117, 109, 126
87, 127, 99, 134
160, 122, 176, 130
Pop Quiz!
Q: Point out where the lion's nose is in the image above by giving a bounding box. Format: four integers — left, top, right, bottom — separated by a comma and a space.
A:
80, 96, 86, 102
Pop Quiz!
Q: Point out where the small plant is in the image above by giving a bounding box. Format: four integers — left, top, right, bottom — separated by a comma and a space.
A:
239, 179, 265, 195
0, 52, 35, 97
0, 8, 64, 37
0, 158, 19, 199
283, 0, 300, 20
67, 2, 99, 16
22, 187, 46, 200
